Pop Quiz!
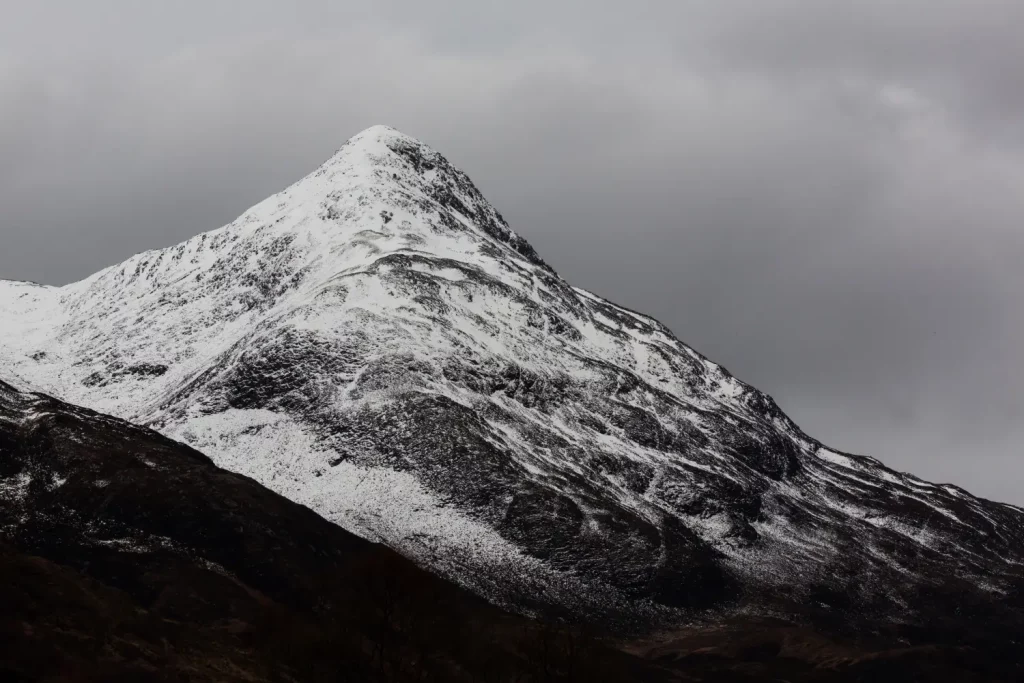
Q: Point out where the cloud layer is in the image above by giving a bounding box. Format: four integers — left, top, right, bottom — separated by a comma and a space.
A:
2, 1, 1021, 502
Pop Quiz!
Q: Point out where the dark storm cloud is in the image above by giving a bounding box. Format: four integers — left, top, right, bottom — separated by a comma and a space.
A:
1, 1, 1021, 502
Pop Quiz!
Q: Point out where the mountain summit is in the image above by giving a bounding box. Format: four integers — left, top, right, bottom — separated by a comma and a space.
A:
2, 126, 1023, 632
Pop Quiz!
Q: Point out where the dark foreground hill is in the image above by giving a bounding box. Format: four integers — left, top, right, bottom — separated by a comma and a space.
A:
0, 378, 661, 682
2, 378, 1022, 682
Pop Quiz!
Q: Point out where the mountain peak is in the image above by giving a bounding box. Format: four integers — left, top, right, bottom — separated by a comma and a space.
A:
329, 124, 420, 164
348, 123, 412, 144
322, 124, 437, 178
308, 125, 547, 269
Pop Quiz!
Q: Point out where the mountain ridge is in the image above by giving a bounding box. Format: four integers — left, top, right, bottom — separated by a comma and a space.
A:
2, 125, 1023, 635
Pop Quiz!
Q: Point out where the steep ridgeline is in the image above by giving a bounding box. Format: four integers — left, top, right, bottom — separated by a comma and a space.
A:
2, 126, 1023, 634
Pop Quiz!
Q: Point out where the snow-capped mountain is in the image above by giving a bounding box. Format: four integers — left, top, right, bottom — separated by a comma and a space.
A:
2, 125, 1022, 629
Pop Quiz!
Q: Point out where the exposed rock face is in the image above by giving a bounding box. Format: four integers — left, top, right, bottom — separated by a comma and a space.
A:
1, 126, 1023, 634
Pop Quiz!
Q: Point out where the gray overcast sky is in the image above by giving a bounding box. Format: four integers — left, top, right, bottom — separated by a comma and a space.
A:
2, 1, 1022, 503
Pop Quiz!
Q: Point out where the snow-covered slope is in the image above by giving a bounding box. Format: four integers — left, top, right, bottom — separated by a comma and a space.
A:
2, 125, 1022, 626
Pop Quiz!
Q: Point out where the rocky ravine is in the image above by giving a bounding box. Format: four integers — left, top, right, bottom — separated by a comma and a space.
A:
1, 125, 1022, 634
